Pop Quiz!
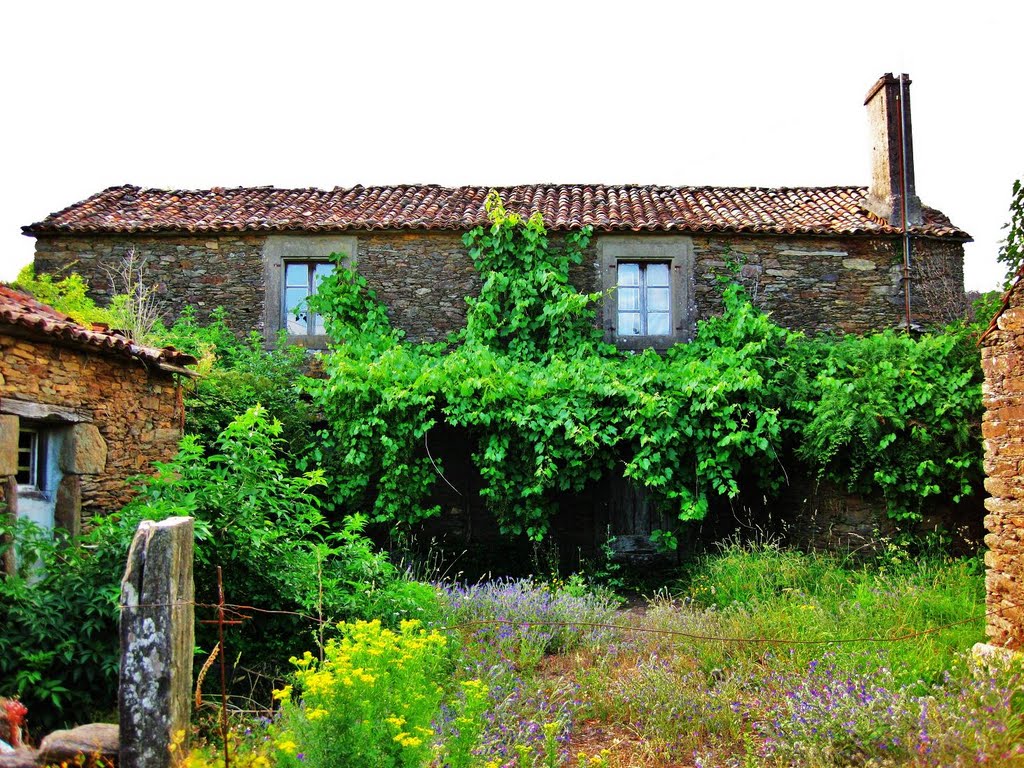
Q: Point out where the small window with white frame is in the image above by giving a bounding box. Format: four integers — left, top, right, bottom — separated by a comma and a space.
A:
16, 427, 46, 492
283, 261, 335, 336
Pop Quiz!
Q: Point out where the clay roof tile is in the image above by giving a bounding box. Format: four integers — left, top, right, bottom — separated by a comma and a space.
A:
0, 285, 197, 370
24, 184, 970, 240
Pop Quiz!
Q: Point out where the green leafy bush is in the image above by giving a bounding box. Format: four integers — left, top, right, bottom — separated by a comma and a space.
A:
11, 264, 115, 326
127, 405, 439, 670
153, 307, 313, 454
791, 328, 983, 520
0, 407, 437, 730
0, 517, 123, 733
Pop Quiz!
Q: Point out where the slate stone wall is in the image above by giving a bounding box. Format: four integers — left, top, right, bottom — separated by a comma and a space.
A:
33, 229, 965, 342
34, 233, 267, 332
0, 331, 185, 531
981, 280, 1024, 649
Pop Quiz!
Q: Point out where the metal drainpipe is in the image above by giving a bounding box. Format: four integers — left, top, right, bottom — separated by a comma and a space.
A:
897, 74, 913, 331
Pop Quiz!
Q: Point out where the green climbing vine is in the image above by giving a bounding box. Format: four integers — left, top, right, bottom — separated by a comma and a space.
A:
304, 192, 983, 542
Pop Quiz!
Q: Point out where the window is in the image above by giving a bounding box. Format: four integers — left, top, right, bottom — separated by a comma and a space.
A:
617, 262, 671, 336
16, 427, 46, 491
284, 261, 335, 335
599, 236, 694, 349
263, 234, 357, 345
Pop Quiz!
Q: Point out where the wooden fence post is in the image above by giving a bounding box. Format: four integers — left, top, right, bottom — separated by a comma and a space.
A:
119, 517, 195, 768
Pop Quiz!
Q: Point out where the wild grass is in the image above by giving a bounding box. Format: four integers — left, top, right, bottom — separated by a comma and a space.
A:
184, 540, 1017, 768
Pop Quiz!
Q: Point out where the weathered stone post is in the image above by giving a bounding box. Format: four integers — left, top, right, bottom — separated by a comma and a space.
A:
120, 517, 195, 768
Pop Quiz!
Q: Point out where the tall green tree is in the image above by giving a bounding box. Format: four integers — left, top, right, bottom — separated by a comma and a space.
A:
997, 177, 1024, 288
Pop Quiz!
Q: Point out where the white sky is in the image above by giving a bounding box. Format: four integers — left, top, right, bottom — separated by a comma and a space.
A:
1, 1, 1020, 291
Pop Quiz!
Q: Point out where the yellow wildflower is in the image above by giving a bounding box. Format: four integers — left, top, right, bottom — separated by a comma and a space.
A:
271, 685, 292, 701
275, 739, 298, 756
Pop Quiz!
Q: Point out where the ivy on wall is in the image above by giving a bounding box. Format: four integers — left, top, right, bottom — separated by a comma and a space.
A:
305, 193, 983, 543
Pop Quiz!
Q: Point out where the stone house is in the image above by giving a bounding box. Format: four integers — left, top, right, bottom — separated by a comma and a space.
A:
0, 286, 195, 572
19, 73, 973, 560
980, 274, 1024, 650
25, 74, 968, 352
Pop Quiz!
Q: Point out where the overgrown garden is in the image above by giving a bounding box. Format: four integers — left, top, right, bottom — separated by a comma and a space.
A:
2, 187, 1021, 765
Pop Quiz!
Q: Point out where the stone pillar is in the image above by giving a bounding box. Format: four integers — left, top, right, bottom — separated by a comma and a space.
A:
0, 415, 19, 576
56, 423, 107, 536
120, 517, 195, 768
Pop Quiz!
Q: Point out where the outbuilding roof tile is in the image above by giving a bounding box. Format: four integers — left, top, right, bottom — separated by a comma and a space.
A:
0, 285, 196, 370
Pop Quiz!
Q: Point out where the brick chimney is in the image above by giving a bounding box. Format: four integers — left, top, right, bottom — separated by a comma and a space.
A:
864, 73, 922, 227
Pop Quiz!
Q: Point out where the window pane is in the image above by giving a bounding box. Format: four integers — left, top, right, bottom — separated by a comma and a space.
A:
17, 430, 37, 486
285, 263, 308, 288
313, 313, 327, 335
646, 262, 670, 286
647, 312, 671, 336
618, 311, 642, 335
617, 262, 640, 287
617, 286, 640, 311
314, 263, 334, 286
647, 287, 670, 312
285, 287, 309, 334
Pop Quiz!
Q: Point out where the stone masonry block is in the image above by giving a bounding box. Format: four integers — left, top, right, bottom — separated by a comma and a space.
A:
0, 415, 18, 476
60, 423, 107, 475
54, 475, 82, 537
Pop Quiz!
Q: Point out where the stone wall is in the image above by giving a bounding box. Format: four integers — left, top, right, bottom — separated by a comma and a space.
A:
34, 233, 268, 333
981, 278, 1024, 649
33, 230, 965, 342
0, 331, 185, 533
782, 479, 983, 557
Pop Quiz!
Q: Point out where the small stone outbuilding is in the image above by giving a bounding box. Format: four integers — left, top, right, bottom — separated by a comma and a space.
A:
0, 286, 195, 572
981, 273, 1024, 649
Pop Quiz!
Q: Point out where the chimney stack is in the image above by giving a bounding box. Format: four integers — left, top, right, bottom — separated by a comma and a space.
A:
864, 73, 922, 227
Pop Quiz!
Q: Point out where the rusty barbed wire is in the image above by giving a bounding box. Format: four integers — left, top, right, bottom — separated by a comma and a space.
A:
124, 596, 1009, 648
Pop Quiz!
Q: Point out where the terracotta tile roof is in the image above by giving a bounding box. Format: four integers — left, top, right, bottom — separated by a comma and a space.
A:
0, 285, 197, 370
24, 184, 969, 240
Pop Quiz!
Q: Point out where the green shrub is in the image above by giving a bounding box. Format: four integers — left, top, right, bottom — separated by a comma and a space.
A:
0, 517, 123, 732
153, 307, 313, 454
0, 407, 438, 730
273, 619, 456, 768
125, 405, 439, 674
11, 264, 115, 326
791, 329, 983, 520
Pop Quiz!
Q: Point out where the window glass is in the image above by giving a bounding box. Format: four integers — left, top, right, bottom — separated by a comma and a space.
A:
618, 311, 642, 335
285, 263, 308, 287
617, 262, 640, 286
647, 287, 670, 312
16, 429, 45, 489
646, 262, 670, 286
17, 429, 36, 486
647, 313, 671, 336
314, 263, 334, 285
617, 286, 640, 311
